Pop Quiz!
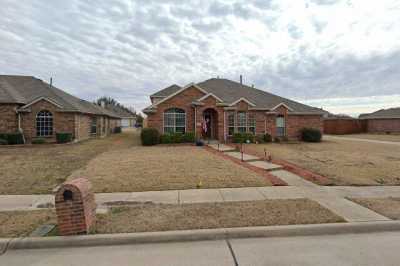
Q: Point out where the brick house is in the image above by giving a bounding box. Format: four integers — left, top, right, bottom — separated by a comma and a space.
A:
0, 75, 121, 143
143, 78, 323, 142
359, 107, 400, 133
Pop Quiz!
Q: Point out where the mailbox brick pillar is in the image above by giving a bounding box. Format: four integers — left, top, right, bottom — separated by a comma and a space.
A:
55, 178, 96, 236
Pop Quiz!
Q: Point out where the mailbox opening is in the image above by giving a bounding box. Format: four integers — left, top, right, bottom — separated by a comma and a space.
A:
63, 190, 73, 201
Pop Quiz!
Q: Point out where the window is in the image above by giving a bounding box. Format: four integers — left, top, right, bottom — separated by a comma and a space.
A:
248, 113, 256, 135
227, 112, 257, 135
228, 112, 235, 136
276, 115, 286, 137
163, 108, 186, 133
91, 117, 97, 134
237, 112, 247, 133
36, 110, 53, 137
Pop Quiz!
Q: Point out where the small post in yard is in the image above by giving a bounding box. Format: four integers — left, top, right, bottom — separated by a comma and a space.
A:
217, 143, 220, 151
264, 148, 267, 161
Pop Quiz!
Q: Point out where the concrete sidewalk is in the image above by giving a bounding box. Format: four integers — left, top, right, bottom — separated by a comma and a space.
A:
1, 183, 399, 222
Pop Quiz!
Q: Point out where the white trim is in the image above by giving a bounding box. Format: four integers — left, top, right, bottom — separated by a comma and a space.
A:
152, 83, 208, 107
229, 97, 256, 107
162, 108, 187, 134
197, 93, 223, 103
20, 97, 63, 109
271, 102, 294, 112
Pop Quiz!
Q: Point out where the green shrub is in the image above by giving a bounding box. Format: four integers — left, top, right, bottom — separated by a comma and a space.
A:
32, 138, 46, 144
56, 132, 73, 144
160, 132, 195, 144
300, 128, 322, 142
182, 132, 195, 143
160, 134, 173, 144
114, 127, 122, 134
264, 133, 272, 143
255, 134, 264, 143
274, 136, 281, 143
141, 128, 160, 146
171, 133, 183, 143
0, 139, 8, 145
0, 133, 24, 145
233, 133, 255, 143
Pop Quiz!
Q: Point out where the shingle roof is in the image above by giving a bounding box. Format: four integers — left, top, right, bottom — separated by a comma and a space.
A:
104, 104, 136, 117
145, 78, 323, 114
0, 75, 121, 118
150, 84, 181, 97
359, 107, 400, 119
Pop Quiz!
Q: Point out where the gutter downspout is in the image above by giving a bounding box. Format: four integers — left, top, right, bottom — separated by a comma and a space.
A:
194, 106, 197, 139
16, 110, 26, 144
223, 111, 227, 143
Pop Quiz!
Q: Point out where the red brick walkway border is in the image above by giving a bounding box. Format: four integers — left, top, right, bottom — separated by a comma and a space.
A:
229, 144, 332, 186
204, 146, 287, 186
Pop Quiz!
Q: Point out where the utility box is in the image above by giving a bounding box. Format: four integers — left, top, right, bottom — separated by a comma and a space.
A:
55, 178, 96, 236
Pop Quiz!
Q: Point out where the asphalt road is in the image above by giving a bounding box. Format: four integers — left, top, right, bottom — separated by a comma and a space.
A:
1, 231, 400, 266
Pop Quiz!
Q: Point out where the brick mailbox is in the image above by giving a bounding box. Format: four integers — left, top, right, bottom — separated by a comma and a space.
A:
55, 178, 96, 236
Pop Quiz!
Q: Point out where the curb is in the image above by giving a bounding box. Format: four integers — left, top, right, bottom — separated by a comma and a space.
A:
3, 221, 400, 251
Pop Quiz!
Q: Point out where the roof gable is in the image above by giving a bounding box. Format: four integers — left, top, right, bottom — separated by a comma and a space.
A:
150, 83, 208, 107
19, 96, 64, 109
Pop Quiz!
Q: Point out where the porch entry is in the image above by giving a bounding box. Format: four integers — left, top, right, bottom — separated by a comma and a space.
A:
202, 108, 218, 139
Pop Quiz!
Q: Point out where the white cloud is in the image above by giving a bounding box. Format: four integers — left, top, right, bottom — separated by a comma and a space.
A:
0, 0, 399, 113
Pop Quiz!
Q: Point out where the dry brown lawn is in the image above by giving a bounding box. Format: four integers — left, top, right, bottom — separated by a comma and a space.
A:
96, 199, 344, 233
0, 131, 139, 195
0, 210, 55, 238
71, 144, 271, 193
246, 138, 400, 186
334, 133, 400, 142
350, 198, 400, 220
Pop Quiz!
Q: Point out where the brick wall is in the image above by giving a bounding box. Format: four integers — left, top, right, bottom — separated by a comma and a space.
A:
323, 119, 364, 134
366, 119, 400, 133
55, 178, 96, 236
20, 99, 75, 143
147, 86, 205, 134
0, 104, 19, 133
287, 115, 323, 138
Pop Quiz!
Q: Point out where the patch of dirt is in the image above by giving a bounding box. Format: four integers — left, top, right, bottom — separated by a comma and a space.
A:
72, 145, 271, 193
0, 210, 56, 238
0, 131, 140, 195
95, 199, 345, 234
245, 139, 400, 186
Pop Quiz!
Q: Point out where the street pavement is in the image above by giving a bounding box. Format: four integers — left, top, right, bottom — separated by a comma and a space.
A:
1, 231, 400, 266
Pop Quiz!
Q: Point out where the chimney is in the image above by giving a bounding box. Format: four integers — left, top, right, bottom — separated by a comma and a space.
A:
240, 75, 243, 84
50, 77, 53, 88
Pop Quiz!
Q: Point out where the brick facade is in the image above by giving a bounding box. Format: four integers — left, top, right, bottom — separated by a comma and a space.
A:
0, 100, 121, 143
146, 86, 323, 142
0, 104, 18, 133
55, 178, 96, 236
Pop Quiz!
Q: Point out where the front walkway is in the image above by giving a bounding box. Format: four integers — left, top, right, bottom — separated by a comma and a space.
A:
0, 143, 398, 223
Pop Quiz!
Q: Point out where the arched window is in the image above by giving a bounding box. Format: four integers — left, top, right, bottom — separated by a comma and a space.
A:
163, 108, 186, 134
36, 110, 53, 137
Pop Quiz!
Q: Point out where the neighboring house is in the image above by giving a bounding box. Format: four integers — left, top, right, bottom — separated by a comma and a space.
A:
143, 78, 324, 142
359, 107, 400, 133
102, 104, 137, 128
0, 75, 121, 143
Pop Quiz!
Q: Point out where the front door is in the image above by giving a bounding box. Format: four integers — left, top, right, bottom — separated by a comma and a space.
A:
203, 113, 213, 139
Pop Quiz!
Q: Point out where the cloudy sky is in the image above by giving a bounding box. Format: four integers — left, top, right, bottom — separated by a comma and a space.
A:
1, 0, 399, 116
